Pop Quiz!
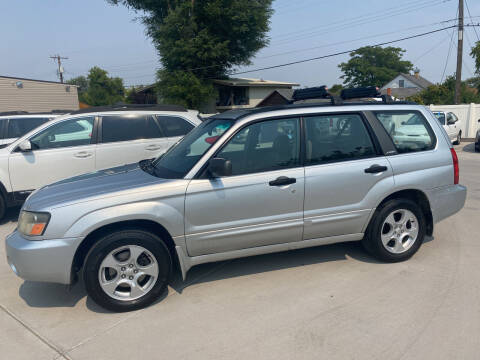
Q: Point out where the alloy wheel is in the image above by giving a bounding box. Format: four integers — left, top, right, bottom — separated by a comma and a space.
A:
380, 209, 419, 254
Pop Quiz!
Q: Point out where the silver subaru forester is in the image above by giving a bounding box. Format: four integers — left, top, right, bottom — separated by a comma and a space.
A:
6, 88, 467, 312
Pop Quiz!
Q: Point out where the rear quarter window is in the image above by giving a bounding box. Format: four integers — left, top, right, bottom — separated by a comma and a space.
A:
375, 111, 436, 154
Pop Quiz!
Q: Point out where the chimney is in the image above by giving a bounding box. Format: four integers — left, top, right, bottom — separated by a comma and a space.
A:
387, 88, 392, 96
414, 67, 420, 79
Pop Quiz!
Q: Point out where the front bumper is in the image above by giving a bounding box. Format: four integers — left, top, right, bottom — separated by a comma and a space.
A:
5, 230, 83, 285
428, 184, 467, 224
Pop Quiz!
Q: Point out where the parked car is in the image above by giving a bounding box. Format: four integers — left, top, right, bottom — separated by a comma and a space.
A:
0, 111, 63, 148
475, 119, 480, 152
6, 87, 466, 312
433, 111, 462, 145
0, 105, 201, 218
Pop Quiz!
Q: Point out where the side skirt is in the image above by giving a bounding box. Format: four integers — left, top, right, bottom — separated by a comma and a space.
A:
175, 233, 363, 280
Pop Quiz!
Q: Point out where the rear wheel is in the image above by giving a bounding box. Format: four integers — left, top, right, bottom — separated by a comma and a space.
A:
475, 141, 479, 152
83, 229, 172, 312
363, 199, 426, 262
453, 132, 461, 145
0, 194, 6, 221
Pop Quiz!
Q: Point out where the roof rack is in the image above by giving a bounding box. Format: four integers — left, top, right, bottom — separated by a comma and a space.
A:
0, 111, 29, 116
69, 103, 187, 115
291, 85, 403, 105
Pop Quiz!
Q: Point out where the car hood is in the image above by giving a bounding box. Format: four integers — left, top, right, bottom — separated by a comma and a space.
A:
23, 163, 174, 211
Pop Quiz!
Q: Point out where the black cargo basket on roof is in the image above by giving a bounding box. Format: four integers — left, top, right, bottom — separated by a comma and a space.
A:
0, 111, 29, 116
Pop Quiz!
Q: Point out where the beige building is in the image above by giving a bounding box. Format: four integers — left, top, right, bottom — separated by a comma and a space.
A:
0, 76, 79, 112
208, 78, 299, 112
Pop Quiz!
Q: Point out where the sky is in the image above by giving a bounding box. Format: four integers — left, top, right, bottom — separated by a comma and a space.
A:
1, 0, 479, 88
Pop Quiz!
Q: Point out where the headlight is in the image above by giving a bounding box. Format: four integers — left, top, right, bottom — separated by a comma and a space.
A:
18, 211, 50, 237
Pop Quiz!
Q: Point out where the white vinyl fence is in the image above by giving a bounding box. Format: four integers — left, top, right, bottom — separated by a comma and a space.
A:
429, 103, 480, 139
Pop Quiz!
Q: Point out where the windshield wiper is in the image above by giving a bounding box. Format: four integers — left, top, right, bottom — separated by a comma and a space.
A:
139, 158, 156, 176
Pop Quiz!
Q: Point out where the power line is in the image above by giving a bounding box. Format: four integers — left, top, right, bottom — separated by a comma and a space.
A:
413, 32, 453, 63
226, 25, 458, 77
442, 28, 456, 82
465, 0, 480, 41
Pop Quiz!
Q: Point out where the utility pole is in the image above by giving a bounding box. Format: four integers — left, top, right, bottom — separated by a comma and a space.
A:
50, 54, 68, 83
454, 0, 464, 104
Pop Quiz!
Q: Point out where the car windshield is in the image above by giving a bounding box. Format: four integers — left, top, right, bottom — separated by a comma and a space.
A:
150, 118, 234, 179
434, 112, 445, 125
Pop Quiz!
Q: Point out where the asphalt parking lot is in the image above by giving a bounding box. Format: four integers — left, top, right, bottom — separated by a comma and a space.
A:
1, 143, 479, 360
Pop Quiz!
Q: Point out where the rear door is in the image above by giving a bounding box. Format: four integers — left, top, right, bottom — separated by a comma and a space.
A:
95, 113, 168, 170
156, 115, 195, 147
5, 117, 50, 145
303, 112, 394, 240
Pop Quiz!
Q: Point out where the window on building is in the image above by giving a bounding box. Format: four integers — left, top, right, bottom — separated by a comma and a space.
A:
399, 80, 405, 88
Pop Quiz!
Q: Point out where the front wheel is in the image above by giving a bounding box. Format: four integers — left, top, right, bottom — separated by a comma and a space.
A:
363, 199, 426, 262
83, 229, 172, 312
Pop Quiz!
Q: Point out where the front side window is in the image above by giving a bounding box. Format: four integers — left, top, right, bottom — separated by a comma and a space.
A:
157, 116, 194, 137
152, 119, 234, 179
29, 117, 94, 150
215, 117, 300, 176
305, 114, 376, 165
8, 117, 50, 138
375, 111, 436, 154
102, 115, 162, 143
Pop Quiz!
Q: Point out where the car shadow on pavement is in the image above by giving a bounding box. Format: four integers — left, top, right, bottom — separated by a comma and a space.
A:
18, 237, 435, 312
462, 142, 477, 153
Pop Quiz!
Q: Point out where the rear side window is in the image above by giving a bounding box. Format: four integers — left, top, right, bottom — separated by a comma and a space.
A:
304, 113, 376, 165
8, 117, 49, 138
157, 116, 194, 137
102, 115, 162, 143
375, 111, 436, 154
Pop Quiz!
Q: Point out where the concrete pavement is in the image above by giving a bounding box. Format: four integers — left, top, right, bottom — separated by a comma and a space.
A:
1, 143, 479, 359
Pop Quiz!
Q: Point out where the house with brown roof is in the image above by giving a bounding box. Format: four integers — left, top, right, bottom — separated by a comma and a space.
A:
380, 70, 433, 100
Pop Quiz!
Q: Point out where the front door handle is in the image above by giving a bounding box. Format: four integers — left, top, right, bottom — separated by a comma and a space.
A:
145, 145, 162, 151
74, 151, 92, 158
364, 164, 388, 174
269, 176, 296, 186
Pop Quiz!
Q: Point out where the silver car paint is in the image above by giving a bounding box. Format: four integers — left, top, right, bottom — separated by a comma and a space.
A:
6, 104, 467, 284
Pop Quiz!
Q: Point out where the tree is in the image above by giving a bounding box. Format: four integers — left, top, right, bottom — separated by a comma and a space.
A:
329, 84, 343, 95
471, 41, 480, 75
409, 75, 480, 105
107, 0, 273, 109
68, 67, 125, 106
338, 46, 413, 88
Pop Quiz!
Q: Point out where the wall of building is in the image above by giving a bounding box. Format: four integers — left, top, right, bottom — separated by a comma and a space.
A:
429, 103, 480, 138
0, 77, 79, 112
382, 75, 418, 89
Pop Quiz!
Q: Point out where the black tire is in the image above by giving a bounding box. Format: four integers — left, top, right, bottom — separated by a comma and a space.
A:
83, 229, 172, 312
453, 132, 461, 145
475, 142, 480, 153
362, 199, 426, 262
0, 194, 6, 221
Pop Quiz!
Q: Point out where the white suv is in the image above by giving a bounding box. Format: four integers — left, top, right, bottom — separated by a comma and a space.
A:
433, 111, 462, 144
0, 105, 201, 218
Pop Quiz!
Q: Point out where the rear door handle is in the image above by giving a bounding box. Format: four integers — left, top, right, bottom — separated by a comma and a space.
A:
269, 176, 296, 186
74, 151, 92, 158
364, 164, 388, 174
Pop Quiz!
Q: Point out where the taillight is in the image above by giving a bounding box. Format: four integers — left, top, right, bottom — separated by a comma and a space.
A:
450, 148, 459, 184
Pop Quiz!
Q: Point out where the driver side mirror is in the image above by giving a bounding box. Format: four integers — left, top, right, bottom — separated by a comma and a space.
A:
208, 158, 232, 178
18, 140, 32, 152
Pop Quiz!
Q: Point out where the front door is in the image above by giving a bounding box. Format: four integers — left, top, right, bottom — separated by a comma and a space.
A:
303, 113, 394, 239
185, 117, 304, 256
9, 116, 96, 192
